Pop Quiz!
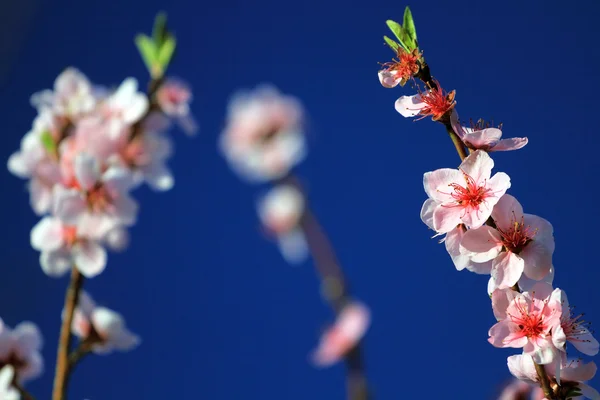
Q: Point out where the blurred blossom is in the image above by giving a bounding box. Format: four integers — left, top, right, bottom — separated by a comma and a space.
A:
497, 380, 532, 400
9, 66, 195, 278
0, 365, 20, 400
0, 319, 43, 384
156, 78, 198, 136
30, 215, 107, 278
312, 301, 370, 367
258, 184, 308, 264
220, 85, 306, 182
71, 292, 140, 354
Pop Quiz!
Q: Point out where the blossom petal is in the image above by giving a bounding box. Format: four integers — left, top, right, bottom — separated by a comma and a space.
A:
507, 354, 538, 383
143, 163, 175, 191
490, 252, 524, 290
74, 153, 100, 191
460, 150, 493, 183
460, 226, 503, 262
31, 217, 64, 251
491, 194, 524, 231
491, 137, 528, 152
423, 169, 463, 203
579, 383, 600, 400
394, 94, 425, 117
432, 205, 462, 234
463, 128, 502, 149
492, 288, 519, 321
520, 240, 553, 281
420, 199, 438, 231
53, 186, 86, 224
72, 241, 107, 278
378, 70, 400, 88
40, 249, 72, 277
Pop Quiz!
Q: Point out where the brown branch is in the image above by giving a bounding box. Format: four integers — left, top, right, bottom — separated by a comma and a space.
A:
52, 267, 84, 400
282, 174, 368, 400
14, 381, 35, 400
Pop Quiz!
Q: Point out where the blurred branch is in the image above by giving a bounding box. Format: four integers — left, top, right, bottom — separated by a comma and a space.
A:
285, 176, 370, 400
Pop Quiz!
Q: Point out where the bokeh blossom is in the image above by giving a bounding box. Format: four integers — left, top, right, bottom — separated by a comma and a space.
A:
0, 319, 43, 384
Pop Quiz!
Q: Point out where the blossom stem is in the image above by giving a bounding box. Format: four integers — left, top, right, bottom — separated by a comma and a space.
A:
51, 267, 84, 400
14, 382, 35, 400
282, 175, 369, 400
445, 124, 468, 161
128, 77, 164, 142
534, 362, 557, 399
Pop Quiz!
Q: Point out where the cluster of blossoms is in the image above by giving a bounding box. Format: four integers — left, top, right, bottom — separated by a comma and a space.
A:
5, 66, 195, 394
219, 85, 370, 368
379, 25, 598, 398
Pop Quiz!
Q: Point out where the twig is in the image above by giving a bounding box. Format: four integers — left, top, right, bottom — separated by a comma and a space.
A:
51, 267, 84, 400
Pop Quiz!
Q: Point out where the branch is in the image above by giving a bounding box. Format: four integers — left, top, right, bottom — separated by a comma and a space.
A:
287, 176, 369, 400
52, 267, 84, 400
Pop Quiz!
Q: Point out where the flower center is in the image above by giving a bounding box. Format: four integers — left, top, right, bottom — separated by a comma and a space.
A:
382, 48, 422, 81
469, 117, 503, 132
509, 299, 546, 338
496, 214, 536, 253
87, 184, 112, 213
447, 172, 492, 209
63, 225, 78, 246
417, 80, 456, 121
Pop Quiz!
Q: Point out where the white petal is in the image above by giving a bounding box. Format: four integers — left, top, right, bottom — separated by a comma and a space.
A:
14, 322, 43, 353
72, 241, 107, 278
460, 150, 493, 183
394, 94, 425, 117
31, 217, 64, 251
40, 249, 72, 277
53, 186, 86, 224
143, 163, 174, 191
74, 153, 100, 191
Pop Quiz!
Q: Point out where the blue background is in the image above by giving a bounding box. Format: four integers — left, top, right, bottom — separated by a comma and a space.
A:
1, 0, 599, 399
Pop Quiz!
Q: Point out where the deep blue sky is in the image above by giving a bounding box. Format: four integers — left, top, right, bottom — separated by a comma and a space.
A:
1, 0, 600, 399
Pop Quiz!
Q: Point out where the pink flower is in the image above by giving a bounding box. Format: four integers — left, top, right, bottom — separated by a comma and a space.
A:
0, 319, 43, 384
497, 380, 533, 400
451, 112, 528, 152
0, 365, 20, 400
460, 194, 554, 291
30, 67, 96, 119
312, 301, 370, 367
258, 185, 307, 264
489, 285, 562, 365
378, 48, 422, 88
156, 79, 198, 136
71, 292, 140, 354
394, 81, 456, 121
7, 128, 62, 215
508, 355, 600, 400
552, 290, 599, 357
421, 150, 511, 234
54, 153, 138, 229
30, 215, 109, 278
100, 78, 148, 138
220, 86, 306, 182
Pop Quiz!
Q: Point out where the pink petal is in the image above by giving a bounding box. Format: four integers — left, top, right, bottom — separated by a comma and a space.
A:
459, 226, 503, 262
102, 167, 134, 195
420, 199, 438, 230
31, 217, 64, 252
394, 94, 426, 118
520, 240, 553, 281
53, 186, 86, 224
491, 194, 524, 231
29, 179, 53, 215
444, 226, 470, 271
432, 205, 462, 234
579, 383, 600, 400
507, 354, 538, 383
460, 150, 494, 183
112, 195, 138, 226
74, 153, 100, 191
14, 322, 43, 354
465, 259, 493, 275
491, 137, 528, 152
72, 241, 107, 278
423, 168, 463, 203
485, 173, 511, 206
562, 361, 597, 383
40, 249, 72, 277
463, 128, 502, 149
491, 251, 524, 290
489, 320, 520, 348
377, 70, 400, 88
491, 288, 518, 320
552, 324, 567, 350
571, 329, 600, 356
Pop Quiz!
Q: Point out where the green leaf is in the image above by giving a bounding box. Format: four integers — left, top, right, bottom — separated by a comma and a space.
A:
153, 12, 168, 46
157, 34, 176, 75
39, 131, 56, 155
386, 19, 410, 52
403, 6, 418, 48
383, 35, 399, 52
135, 34, 158, 76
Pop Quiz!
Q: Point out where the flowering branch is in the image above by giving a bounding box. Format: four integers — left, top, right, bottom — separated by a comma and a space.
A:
378, 6, 598, 400
52, 268, 83, 400
220, 87, 371, 400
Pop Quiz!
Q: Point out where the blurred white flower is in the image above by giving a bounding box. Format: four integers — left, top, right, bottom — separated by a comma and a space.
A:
0, 319, 43, 384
